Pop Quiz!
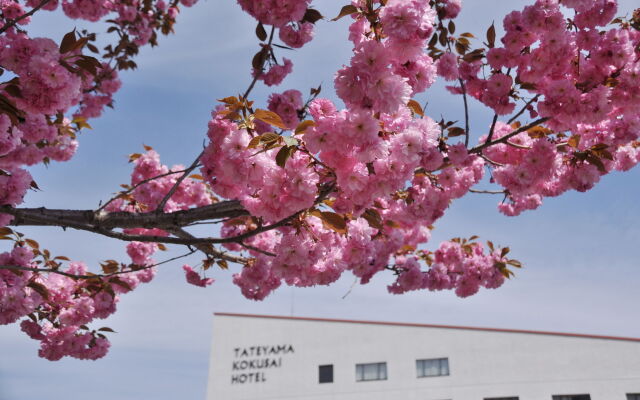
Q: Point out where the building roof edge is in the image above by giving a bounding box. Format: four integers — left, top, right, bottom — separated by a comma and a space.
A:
213, 312, 640, 343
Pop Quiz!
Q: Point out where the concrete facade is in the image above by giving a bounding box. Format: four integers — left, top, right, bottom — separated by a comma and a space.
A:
206, 313, 640, 400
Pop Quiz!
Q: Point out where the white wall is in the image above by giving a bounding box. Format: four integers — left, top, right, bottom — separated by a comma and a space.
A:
206, 314, 640, 400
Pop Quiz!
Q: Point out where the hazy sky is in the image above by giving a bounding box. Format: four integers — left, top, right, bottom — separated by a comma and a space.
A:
1, 1, 639, 399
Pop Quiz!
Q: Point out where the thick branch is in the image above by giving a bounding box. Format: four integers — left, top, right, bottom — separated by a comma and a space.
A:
3, 182, 335, 246
4, 200, 249, 230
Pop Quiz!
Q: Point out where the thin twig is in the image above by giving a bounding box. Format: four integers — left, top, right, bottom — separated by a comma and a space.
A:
341, 277, 358, 299
155, 152, 203, 212
240, 242, 276, 257
242, 26, 276, 100
478, 154, 504, 167
505, 141, 531, 150
458, 78, 471, 147
508, 94, 540, 125
470, 117, 550, 154
487, 114, 499, 144
97, 168, 191, 212
0, 250, 196, 280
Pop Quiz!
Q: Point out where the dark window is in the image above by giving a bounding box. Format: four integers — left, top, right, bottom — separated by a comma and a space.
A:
627, 395, 640, 400
484, 397, 519, 400
552, 395, 591, 400
416, 358, 449, 378
355, 362, 387, 381
318, 364, 333, 383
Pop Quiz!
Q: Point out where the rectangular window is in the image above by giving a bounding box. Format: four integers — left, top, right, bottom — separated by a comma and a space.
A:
552, 395, 591, 400
627, 395, 640, 400
318, 365, 333, 384
355, 362, 387, 382
416, 358, 449, 378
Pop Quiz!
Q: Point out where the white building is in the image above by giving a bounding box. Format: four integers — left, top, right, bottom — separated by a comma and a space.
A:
206, 313, 640, 400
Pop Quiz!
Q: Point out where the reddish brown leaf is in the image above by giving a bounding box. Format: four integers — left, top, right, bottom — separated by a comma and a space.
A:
255, 22, 267, 41
294, 120, 315, 135
59, 30, 77, 54
254, 109, 288, 129
407, 99, 424, 116
486, 23, 496, 48
331, 4, 358, 21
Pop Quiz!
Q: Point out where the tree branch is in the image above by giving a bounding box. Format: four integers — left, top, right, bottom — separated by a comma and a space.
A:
470, 117, 550, 154
97, 168, 191, 212
486, 113, 498, 144
508, 94, 540, 125
155, 152, 203, 212
469, 188, 507, 195
240, 242, 276, 257
0, 0, 53, 34
459, 78, 471, 147
242, 26, 276, 100
4, 200, 249, 230
3, 182, 336, 247
0, 250, 196, 280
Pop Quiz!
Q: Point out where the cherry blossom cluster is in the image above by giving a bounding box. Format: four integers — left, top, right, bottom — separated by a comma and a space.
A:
388, 240, 506, 298
105, 149, 213, 285
455, 0, 640, 215
335, 0, 437, 113
239, 0, 320, 87
0, 238, 154, 360
201, 110, 319, 223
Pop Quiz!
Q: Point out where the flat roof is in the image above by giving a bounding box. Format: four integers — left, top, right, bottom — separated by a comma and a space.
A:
214, 312, 640, 343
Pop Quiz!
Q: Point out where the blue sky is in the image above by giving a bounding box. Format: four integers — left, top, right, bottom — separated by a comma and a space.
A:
1, 1, 640, 399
